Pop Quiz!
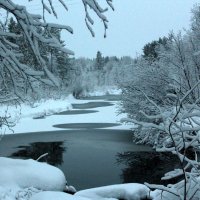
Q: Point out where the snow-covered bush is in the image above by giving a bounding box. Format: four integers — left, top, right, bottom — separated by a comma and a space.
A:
122, 79, 200, 199
120, 56, 172, 145
120, 5, 200, 146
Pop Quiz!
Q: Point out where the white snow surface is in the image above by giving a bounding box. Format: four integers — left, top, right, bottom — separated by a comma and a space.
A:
0, 157, 67, 200
75, 183, 150, 200
1, 94, 79, 134
0, 157, 151, 200
30, 191, 91, 200
0, 94, 73, 121
30, 183, 150, 200
2, 94, 132, 134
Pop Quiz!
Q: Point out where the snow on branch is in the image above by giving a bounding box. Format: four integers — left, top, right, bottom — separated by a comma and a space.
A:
122, 80, 200, 198
0, 0, 113, 99
145, 182, 179, 197
0, 0, 75, 92
82, 0, 114, 37
121, 117, 165, 131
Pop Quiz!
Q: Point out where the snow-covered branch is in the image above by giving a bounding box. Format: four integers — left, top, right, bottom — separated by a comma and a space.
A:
0, 0, 114, 101
82, 0, 114, 37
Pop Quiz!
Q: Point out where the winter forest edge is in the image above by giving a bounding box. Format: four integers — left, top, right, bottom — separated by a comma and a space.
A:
1, 0, 200, 200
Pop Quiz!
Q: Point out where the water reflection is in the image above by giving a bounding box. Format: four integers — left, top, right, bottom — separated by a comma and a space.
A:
11, 141, 66, 166
55, 110, 98, 115
33, 116, 45, 119
72, 102, 113, 109
53, 123, 121, 129
116, 151, 180, 185
80, 95, 121, 101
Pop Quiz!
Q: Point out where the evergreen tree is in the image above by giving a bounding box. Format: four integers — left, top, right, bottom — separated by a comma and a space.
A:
57, 53, 72, 85
142, 37, 168, 61
95, 51, 104, 70
7, 19, 71, 84
104, 56, 110, 64
8, 17, 39, 69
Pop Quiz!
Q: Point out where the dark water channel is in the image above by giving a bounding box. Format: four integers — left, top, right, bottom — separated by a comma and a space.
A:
0, 95, 179, 190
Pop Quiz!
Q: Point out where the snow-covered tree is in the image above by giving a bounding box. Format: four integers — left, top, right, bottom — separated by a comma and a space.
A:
95, 51, 104, 71
7, 17, 39, 70
120, 56, 173, 145
142, 37, 169, 62
0, 0, 114, 102
120, 4, 200, 199
122, 82, 200, 200
0, 0, 114, 135
66, 55, 137, 98
157, 32, 200, 103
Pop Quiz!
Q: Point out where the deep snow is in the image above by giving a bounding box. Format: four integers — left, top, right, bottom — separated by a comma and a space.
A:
0, 157, 151, 200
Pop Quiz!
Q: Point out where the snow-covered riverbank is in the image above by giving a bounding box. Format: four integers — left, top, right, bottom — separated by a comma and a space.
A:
0, 93, 184, 200
1, 93, 132, 135
0, 157, 152, 200
0, 94, 73, 135
0, 92, 152, 200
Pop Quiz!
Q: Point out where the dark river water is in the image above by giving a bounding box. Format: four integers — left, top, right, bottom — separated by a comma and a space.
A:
0, 95, 179, 190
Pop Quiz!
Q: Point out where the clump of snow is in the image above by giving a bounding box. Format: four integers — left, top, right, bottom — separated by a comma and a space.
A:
0, 157, 66, 191
75, 183, 150, 200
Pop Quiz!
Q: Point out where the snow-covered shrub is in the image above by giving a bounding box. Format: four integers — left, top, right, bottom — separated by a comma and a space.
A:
120, 56, 172, 145
122, 80, 200, 199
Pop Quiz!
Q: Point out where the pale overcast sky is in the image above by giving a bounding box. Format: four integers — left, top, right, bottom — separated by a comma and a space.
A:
15, 0, 200, 58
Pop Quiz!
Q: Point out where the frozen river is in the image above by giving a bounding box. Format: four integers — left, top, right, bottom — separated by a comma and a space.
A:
0, 95, 179, 190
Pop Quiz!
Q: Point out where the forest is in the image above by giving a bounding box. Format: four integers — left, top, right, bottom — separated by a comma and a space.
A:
1, 0, 200, 200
